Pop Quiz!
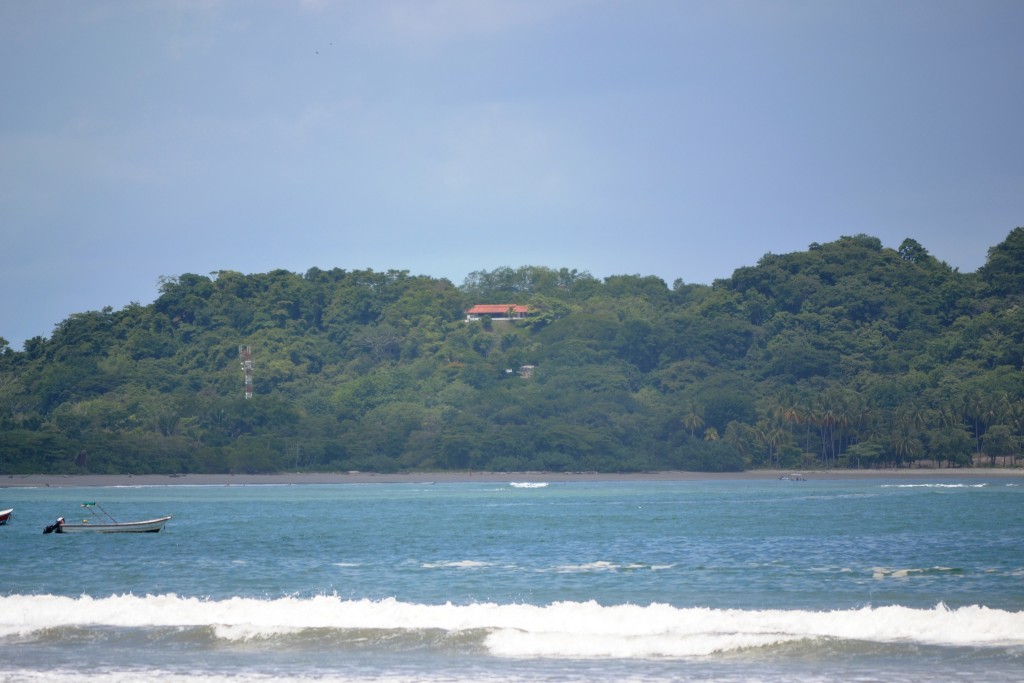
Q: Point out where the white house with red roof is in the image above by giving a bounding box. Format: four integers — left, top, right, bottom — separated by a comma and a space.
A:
465, 304, 529, 321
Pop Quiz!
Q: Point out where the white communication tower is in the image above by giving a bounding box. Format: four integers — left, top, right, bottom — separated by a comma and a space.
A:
239, 345, 253, 399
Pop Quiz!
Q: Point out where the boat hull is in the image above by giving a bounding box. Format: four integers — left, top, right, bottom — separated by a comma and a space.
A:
56, 516, 171, 533
0, 508, 11, 525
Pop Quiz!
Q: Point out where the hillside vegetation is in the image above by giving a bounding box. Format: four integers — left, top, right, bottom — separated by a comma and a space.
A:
2, 230, 1023, 474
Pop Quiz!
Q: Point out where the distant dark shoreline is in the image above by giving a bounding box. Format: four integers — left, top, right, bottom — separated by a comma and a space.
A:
3, 468, 1020, 488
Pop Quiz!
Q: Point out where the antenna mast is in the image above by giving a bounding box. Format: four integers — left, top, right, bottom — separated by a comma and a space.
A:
239, 345, 253, 399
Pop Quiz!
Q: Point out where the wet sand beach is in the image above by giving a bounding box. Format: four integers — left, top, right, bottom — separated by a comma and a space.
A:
2, 468, 1020, 488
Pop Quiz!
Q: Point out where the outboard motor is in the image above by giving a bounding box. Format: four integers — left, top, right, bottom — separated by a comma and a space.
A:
43, 517, 64, 534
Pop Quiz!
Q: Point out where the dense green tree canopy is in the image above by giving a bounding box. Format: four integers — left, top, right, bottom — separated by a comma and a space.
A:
2, 232, 1023, 475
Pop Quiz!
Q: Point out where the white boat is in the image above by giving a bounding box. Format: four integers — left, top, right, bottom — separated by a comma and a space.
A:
52, 516, 171, 533
44, 503, 171, 534
0, 508, 12, 525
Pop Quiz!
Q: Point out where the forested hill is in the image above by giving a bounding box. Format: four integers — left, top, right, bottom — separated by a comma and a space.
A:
2, 230, 1023, 475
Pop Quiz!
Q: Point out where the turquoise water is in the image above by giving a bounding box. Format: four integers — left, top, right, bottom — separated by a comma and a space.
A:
1, 477, 1023, 682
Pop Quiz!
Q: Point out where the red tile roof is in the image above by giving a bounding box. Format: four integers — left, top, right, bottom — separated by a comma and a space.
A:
466, 304, 529, 315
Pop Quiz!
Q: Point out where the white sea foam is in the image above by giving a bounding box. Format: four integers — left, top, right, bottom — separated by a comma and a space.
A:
872, 566, 961, 580
880, 483, 988, 488
553, 561, 619, 572
0, 671, 535, 683
509, 482, 549, 488
2, 595, 1022, 658
547, 561, 671, 573
0, 670, 690, 683
421, 560, 491, 569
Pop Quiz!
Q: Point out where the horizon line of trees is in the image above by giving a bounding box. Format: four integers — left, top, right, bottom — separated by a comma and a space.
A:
1, 228, 1022, 474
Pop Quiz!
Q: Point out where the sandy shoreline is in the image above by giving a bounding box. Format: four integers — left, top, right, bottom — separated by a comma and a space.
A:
2, 468, 1020, 488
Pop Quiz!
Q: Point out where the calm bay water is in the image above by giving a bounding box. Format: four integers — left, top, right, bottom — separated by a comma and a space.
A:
1, 477, 1022, 682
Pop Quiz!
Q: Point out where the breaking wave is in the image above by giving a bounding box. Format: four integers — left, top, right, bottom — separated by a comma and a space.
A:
2, 594, 1022, 658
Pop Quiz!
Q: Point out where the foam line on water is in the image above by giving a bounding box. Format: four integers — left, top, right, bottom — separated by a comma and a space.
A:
2, 595, 1021, 657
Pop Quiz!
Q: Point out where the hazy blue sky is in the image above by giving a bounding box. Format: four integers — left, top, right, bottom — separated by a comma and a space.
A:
2, 1, 1022, 350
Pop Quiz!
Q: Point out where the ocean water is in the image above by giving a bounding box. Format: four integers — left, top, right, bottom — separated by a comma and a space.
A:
1, 477, 1022, 682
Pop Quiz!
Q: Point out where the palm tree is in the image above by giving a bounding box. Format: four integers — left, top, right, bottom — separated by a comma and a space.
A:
682, 403, 705, 438
754, 419, 784, 468
778, 391, 803, 442
1003, 396, 1024, 467
814, 399, 837, 465
891, 425, 923, 468
965, 391, 999, 454
724, 421, 751, 464
846, 393, 871, 448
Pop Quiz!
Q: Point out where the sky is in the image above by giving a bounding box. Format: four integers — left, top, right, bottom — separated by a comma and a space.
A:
2, 1, 1023, 351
